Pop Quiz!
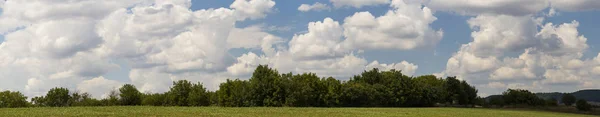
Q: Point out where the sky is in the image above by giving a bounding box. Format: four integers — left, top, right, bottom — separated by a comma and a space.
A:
0, 0, 600, 98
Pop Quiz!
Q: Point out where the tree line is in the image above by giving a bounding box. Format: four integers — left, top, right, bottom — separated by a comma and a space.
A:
485, 89, 593, 111
0, 65, 590, 111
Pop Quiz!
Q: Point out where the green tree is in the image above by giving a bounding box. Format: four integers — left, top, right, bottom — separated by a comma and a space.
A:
545, 98, 558, 106
141, 93, 166, 106
187, 82, 210, 106
285, 73, 323, 107
249, 65, 285, 106
69, 92, 101, 106
102, 90, 120, 106
445, 77, 462, 104
576, 99, 592, 111
321, 77, 342, 107
43, 87, 71, 107
119, 84, 142, 105
217, 79, 251, 107
561, 93, 576, 106
502, 89, 544, 106
167, 80, 193, 106
0, 91, 29, 108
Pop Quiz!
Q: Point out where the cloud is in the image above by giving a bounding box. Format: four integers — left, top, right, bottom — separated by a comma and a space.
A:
425, 0, 549, 16
289, 18, 346, 60
77, 76, 123, 99
230, 0, 276, 20
550, 0, 600, 11
440, 14, 599, 95
341, 0, 443, 50
298, 2, 331, 12
330, 0, 390, 8
0, 0, 277, 97
366, 61, 418, 76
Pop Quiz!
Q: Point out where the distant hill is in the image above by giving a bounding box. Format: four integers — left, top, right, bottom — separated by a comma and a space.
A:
486, 89, 600, 103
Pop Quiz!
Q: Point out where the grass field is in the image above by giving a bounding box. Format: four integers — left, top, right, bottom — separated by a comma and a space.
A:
0, 107, 595, 117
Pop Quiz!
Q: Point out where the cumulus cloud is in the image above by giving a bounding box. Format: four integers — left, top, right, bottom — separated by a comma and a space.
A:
298, 2, 331, 12
289, 18, 346, 60
0, 0, 277, 97
425, 0, 549, 16
366, 61, 418, 76
341, 0, 443, 50
77, 77, 123, 99
230, 0, 276, 20
330, 0, 390, 8
441, 14, 599, 95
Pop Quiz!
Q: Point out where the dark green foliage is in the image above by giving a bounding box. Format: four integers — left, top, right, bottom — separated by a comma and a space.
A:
69, 92, 102, 106
502, 89, 544, 106
18, 66, 489, 108
142, 93, 167, 106
41, 87, 71, 107
167, 80, 193, 106
576, 99, 592, 111
562, 93, 576, 106
488, 95, 505, 107
187, 83, 211, 106
119, 84, 142, 105
249, 65, 286, 106
101, 90, 120, 106
0, 91, 29, 108
217, 79, 252, 107
545, 98, 558, 106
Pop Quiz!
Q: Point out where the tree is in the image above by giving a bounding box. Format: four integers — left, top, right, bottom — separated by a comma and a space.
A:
576, 99, 592, 111
102, 90, 120, 106
69, 92, 101, 106
187, 82, 210, 106
43, 87, 71, 107
0, 91, 29, 108
561, 93, 576, 106
545, 98, 558, 106
285, 73, 323, 107
249, 65, 285, 106
217, 79, 251, 107
167, 80, 193, 106
141, 93, 166, 106
488, 95, 505, 107
502, 89, 544, 106
445, 76, 462, 104
119, 84, 142, 105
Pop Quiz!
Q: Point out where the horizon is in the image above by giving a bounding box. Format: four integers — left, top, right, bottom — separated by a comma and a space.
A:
1, 0, 600, 99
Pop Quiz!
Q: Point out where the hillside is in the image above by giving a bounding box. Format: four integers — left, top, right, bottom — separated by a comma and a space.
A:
486, 89, 600, 103
535, 89, 600, 102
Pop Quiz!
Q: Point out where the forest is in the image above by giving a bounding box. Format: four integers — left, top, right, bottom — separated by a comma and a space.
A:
0, 65, 594, 111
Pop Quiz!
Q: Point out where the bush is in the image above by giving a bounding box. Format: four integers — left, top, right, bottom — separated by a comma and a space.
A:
576, 99, 592, 111
0, 91, 29, 108
562, 93, 576, 106
119, 84, 142, 105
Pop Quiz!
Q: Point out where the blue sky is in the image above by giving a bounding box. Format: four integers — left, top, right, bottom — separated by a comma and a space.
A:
1, 0, 599, 98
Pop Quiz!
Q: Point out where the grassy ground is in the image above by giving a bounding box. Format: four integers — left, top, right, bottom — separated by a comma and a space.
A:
0, 107, 595, 117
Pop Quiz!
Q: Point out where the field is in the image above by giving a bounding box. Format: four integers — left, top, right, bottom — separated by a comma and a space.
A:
0, 107, 596, 117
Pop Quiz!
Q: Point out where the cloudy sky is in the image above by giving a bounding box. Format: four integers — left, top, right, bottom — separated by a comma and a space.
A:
1, 0, 599, 98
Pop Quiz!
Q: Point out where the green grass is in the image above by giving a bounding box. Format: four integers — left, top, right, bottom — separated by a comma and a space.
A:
0, 107, 595, 117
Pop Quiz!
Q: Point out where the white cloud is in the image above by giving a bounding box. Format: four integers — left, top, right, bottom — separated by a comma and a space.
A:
0, 0, 277, 97
289, 18, 346, 60
230, 0, 276, 20
366, 61, 418, 76
330, 0, 390, 8
440, 14, 599, 94
77, 76, 123, 99
298, 2, 331, 12
341, 0, 443, 50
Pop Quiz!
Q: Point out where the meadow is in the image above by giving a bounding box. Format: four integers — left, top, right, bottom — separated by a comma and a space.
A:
0, 107, 595, 117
